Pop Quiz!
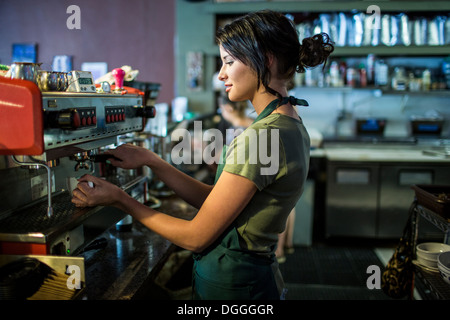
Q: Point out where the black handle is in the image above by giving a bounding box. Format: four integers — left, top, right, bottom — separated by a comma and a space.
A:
135, 106, 156, 118
90, 154, 121, 162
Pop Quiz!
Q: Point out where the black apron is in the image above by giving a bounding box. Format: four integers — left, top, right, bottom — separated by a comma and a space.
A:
192, 96, 308, 300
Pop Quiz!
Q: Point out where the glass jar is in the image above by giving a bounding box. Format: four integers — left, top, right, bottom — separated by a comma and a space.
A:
391, 67, 407, 91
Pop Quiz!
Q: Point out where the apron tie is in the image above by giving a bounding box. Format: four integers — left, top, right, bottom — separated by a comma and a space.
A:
280, 96, 309, 107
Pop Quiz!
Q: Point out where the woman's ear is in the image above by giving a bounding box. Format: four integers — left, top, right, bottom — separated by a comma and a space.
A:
266, 53, 275, 68
266, 53, 279, 76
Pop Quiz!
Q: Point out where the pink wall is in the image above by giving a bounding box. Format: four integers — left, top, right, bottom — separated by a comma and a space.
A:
0, 0, 175, 103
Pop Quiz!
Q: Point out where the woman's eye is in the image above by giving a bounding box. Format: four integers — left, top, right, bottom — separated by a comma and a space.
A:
225, 61, 233, 66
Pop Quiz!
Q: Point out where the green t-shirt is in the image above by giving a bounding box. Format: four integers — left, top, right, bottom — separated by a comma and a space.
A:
223, 113, 310, 254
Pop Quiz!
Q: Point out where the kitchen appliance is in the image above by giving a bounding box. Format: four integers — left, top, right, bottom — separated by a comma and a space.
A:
0, 72, 158, 257
410, 119, 444, 137
9, 62, 42, 84
67, 70, 96, 93
326, 159, 450, 239
355, 118, 387, 136
38, 71, 69, 92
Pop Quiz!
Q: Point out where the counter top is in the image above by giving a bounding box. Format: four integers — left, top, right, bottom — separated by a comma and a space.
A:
78, 195, 198, 300
310, 142, 450, 163
324, 147, 450, 162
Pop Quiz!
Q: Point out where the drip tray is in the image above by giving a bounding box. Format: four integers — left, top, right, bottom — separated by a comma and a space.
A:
0, 175, 147, 255
1, 193, 83, 233
0, 192, 103, 243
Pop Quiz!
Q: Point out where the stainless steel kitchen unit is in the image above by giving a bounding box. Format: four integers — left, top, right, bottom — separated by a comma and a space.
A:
325, 144, 450, 239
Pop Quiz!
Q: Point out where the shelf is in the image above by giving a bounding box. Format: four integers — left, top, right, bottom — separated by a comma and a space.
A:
176, 0, 450, 114
333, 45, 450, 57
207, 1, 450, 14
207, 44, 450, 60
414, 266, 450, 300
293, 86, 450, 97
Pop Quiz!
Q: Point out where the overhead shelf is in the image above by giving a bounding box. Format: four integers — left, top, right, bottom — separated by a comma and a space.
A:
176, 0, 450, 113
205, 44, 450, 57
209, 2, 450, 57
292, 86, 450, 97
333, 45, 450, 56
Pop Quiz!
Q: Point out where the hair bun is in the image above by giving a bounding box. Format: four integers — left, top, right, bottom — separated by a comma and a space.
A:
298, 33, 334, 73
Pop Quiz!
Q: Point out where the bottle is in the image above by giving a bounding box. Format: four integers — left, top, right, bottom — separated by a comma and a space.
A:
375, 60, 389, 87
392, 67, 407, 91
339, 61, 347, 86
346, 68, 356, 87
422, 69, 431, 91
408, 72, 420, 92
442, 56, 450, 89
366, 54, 376, 85
330, 61, 340, 87
359, 64, 367, 87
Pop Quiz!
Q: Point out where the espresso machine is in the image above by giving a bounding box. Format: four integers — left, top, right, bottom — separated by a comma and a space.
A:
0, 70, 158, 261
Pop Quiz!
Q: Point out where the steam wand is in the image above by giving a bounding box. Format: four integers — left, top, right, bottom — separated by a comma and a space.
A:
11, 155, 53, 218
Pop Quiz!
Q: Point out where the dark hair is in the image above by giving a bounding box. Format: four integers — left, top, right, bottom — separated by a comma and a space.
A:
216, 10, 334, 100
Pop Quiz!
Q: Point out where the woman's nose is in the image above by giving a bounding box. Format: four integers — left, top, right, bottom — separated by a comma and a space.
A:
218, 66, 226, 81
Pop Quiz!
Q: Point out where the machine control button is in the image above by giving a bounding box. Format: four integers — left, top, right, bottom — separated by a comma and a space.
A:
105, 106, 126, 124
44, 107, 96, 130
72, 112, 81, 129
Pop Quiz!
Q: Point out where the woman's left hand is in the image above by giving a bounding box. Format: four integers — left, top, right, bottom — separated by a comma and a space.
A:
71, 174, 124, 208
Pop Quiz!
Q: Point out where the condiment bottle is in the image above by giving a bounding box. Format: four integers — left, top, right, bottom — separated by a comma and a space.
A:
422, 69, 431, 91
392, 67, 407, 91
359, 64, 367, 87
330, 61, 340, 87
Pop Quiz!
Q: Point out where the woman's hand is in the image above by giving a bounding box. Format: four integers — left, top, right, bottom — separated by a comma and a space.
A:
71, 174, 126, 208
105, 143, 159, 169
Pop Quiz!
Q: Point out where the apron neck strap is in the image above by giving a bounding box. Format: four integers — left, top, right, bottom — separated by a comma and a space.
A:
253, 96, 309, 124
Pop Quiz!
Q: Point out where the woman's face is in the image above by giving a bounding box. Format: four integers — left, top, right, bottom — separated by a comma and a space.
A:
218, 45, 258, 102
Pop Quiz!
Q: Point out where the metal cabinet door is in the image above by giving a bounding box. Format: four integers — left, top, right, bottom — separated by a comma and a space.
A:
326, 162, 379, 238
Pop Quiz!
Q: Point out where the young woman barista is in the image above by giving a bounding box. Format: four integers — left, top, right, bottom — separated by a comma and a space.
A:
72, 10, 333, 300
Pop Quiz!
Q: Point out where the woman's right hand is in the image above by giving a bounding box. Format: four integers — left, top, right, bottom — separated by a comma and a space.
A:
106, 143, 159, 169
71, 174, 125, 208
